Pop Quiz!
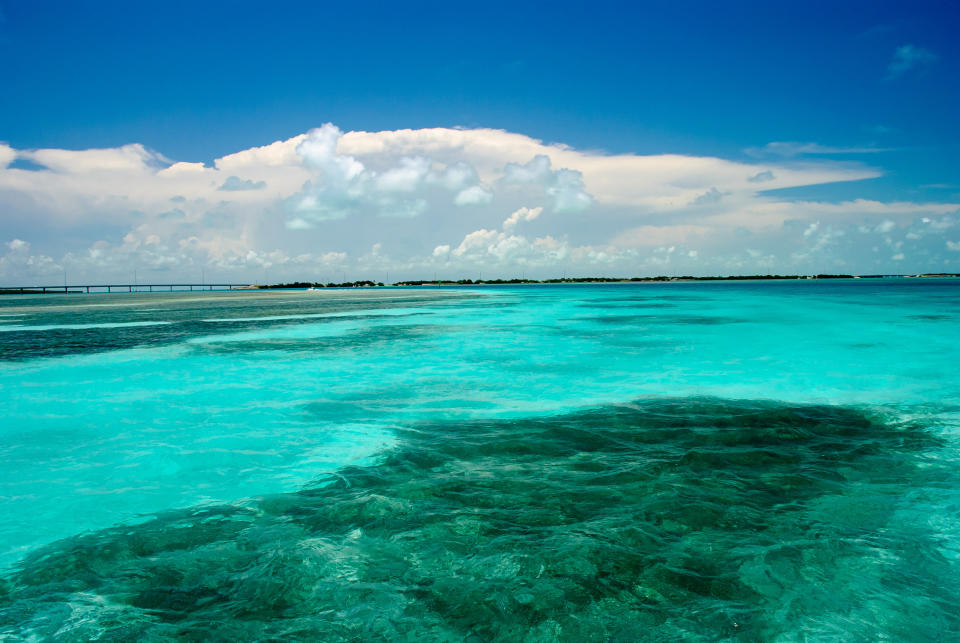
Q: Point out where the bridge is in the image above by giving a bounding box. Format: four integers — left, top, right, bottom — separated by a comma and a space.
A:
0, 283, 253, 294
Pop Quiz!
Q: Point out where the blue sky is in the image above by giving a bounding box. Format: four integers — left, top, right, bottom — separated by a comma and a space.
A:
1, 1, 959, 281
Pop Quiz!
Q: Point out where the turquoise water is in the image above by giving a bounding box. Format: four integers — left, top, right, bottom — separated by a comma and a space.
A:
1, 281, 958, 640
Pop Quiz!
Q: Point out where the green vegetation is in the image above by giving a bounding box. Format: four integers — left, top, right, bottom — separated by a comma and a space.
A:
394, 274, 868, 286
256, 281, 384, 289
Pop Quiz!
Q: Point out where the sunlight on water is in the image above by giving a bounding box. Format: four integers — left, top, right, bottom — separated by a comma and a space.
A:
0, 321, 173, 332
1, 281, 958, 639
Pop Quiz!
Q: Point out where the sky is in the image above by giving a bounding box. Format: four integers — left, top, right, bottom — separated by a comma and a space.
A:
1, 0, 959, 283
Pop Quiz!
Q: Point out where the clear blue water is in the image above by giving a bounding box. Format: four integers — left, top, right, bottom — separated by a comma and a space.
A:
1, 280, 958, 640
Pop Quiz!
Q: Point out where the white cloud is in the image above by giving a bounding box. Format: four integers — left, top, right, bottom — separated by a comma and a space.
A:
0, 144, 16, 169
297, 124, 365, 181
691, 187, 725, 206
377, 197, 427, 218
502, 206, 542, 231
430, 162, 478, 191
887, 44, 938, 79
746, 142, 891, 157
447, 227, 569, 266
502, 154, 592, 212
1, 124, 958, 283
339, 127, 878, 209
452, 228, 501, 258
612, 225, 710, 248
22, 144, 170, 174
454, 185, 493, 206
286, 217, 314, 230
216, 135, 306, 172
874, 220, 896, 233
502, 154, 552, 184
375, 157, 430, 192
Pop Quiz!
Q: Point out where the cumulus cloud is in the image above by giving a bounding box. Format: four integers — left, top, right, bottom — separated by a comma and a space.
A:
375, 157, 430, 193
887, 44, 938, 79
430, 162, 478, 191
502, 155, 592, 212
447, 227, 568, 266
289, 125, 370, 224
502, 206, 542, 231
1, 124, 958, 283
297, 124, 364, 180
289, 125, 496, 226
454, 185, 493, 206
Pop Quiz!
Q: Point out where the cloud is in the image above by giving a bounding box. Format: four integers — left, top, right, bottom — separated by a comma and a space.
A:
887, 44, 938, 79
430, 162, 478, 191
874, 220, 896, 234
297, 124, 365, 180
746, 142, 892, 158
454, 185, 493, 206
377, 197, 427, 218
0, 144, 15, 169
286, 217, 314, 230
612, 225, 709, 248
375, 157, 430, 193
22, 144, 171, 173
1, 124, 958, 283
447, 227, 568, 266
691, 187, 725, 206
289, 125, 497, 226
502, 206, 543, 231
219, 176, 266, 191
502, 155, 592, 212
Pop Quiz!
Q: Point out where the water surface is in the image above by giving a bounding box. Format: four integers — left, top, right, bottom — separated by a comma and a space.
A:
1, 281, 958, 639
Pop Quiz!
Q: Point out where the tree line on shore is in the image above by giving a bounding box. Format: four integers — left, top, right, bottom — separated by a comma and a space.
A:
254, 273, 960, 289
6, 274, 956, 295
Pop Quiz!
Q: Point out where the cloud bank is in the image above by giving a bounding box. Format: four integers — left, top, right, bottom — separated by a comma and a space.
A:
1, 126, 958, 283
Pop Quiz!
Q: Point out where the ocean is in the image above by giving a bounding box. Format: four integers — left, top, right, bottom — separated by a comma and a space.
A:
1, 280, 958, 640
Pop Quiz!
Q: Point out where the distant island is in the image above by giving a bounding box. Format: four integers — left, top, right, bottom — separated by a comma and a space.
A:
256, 273, 960, 289
2, 273, 958, 295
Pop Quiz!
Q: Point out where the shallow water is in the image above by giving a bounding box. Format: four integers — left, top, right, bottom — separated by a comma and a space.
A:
1, 281, 959, 640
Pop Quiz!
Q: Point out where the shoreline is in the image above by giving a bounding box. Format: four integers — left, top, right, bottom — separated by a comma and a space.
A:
2, 273, 958, 295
